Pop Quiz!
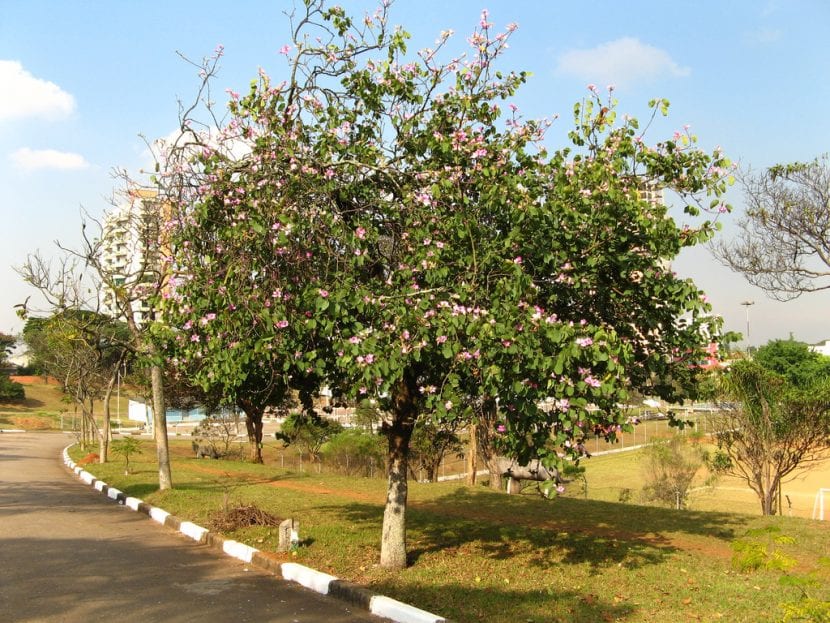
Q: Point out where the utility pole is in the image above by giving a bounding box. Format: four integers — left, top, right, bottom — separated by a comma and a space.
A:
740, 300, 754, 355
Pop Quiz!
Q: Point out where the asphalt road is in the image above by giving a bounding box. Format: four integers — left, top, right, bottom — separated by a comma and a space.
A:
0, 432, 384, 623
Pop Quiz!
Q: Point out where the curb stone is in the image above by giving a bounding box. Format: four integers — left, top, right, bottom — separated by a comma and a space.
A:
62, 445, 452, 623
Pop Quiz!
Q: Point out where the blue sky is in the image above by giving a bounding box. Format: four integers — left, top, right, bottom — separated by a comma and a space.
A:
2, 0, 829, 346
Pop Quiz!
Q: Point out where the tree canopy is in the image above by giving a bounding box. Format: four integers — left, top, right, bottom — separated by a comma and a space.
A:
752, 338, 830, 389
154, 1, 732, 568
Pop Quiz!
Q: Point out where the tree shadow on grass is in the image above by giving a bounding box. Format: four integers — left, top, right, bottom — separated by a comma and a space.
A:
318, 486, 749, 573
370, 579, 635, 623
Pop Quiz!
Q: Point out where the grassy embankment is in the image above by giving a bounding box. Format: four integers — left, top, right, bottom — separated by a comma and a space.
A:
70, 438, 830, 623
0, 376, 132, 430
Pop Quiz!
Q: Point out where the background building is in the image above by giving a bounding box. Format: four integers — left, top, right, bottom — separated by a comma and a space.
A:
99, 188, 163, 325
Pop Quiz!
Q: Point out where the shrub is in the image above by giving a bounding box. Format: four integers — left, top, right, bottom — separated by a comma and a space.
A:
0, 375, 24, 403
191, 412, 244, 459
641, 437, 704, 509
276, 412, 342, 462
320, 429, 385, 477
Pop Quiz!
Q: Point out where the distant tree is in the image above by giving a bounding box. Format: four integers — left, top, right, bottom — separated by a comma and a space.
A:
408, 416, 462, 483
711, 360, 830, 515
752, 338, 830, 388
275, 412, 342, 463
714, 155, 830, 300
0, 332, 16, 364
641, 437, 705, 510
0, 332, 25, 403
22, 312, 130, 457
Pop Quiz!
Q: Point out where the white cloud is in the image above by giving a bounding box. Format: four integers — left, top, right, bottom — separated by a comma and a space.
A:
556, 37, 690, 88
0, 60, 75, 122
10, 147, 90, 171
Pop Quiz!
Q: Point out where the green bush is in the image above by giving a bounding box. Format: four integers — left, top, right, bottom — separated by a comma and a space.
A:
320, 428, 385, 477
0, 375, 24, 403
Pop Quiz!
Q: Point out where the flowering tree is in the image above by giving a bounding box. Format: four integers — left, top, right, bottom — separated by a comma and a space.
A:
157, 2, 731, 568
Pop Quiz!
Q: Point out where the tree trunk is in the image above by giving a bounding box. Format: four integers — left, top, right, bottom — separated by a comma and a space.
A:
150, 362, 172, 490
244, 415, 264, 463
380, 377, 417, 569
466, 423, 478, 486
239, 399, 265, 463
475, 400, 502, 490
381, 415, 414, 569
99, 372, 117, 464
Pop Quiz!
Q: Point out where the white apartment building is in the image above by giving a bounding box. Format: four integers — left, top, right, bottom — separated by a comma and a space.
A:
99, 189, 162, 325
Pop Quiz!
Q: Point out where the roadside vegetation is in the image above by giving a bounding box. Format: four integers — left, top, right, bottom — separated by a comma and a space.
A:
69, 439, 830, 623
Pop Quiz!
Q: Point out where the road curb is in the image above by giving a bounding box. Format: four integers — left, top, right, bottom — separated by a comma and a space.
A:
62, 445, 451, 623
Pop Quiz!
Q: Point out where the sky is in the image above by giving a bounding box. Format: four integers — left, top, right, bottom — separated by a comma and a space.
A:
1, 0, 829, 348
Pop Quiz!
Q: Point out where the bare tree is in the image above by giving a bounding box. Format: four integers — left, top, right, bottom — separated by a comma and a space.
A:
714, 155, 830, 300
18, 187, 173, 488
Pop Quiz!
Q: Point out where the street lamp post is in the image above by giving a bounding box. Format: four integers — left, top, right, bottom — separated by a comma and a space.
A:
741, 300, 754, 354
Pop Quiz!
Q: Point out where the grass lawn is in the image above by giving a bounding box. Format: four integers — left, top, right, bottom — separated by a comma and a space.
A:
71, 439, 830, 623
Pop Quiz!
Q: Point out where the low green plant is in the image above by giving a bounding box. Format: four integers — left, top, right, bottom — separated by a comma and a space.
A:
731, 528, 830, 622
110, 437, 143, 475
779, 564, 830, 623
731, 526, 797, 573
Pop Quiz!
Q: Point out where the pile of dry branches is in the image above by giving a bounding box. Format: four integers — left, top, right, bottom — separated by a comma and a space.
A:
208, 504, 281, 532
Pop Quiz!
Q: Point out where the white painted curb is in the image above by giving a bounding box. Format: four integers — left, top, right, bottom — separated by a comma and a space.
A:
125, 497, 142, 511
149, 506, 170, 525
94, 480, 106, 492
222, 539, 257, 563
79, 470, 95, 485
106, 487, 123, 500
179, 521, 209, 543
280, 562, 338, 595
370, 595, 446, 623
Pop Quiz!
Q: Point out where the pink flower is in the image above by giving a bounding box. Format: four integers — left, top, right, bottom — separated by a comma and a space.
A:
349, 336, 362, 344
444, 400, 453, 410
364, 354, 375, 364
584, 375, 601, 388
576, 337, 593, 347
496, 424, 506, 433
355, 227, 366, 239
279, 45, 291, 55
318, 289, 329, 298
513, 256, 522, 264
436, 335, 448, 344
276, 320, 289, 328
